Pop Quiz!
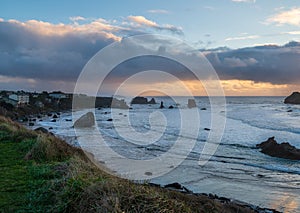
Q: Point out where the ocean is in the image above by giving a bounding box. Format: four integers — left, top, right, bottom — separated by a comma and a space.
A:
34, 96, 300, 213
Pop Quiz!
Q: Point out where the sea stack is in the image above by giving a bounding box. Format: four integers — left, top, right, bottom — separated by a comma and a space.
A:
188, 99, 196, 108
160, 101, 165, 109
74, 112, 95, 128
284, 92, 300, 104
131, 97, 157, 105
256, 137, 300, 160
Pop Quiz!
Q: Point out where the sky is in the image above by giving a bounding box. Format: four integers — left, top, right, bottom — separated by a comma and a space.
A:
0, 0, 300, 96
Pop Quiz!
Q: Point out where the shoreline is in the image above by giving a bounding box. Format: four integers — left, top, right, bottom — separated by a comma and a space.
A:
17, 110, 284, 213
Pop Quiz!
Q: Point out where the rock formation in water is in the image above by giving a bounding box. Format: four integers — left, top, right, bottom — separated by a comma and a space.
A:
131, 97, 156, 105
256, 137, 300, 160
284, 92, 300, 104
74, 112, 95, 128
111, 99, 129, 109
188, 99, 196, 108
160, 101, 165, 109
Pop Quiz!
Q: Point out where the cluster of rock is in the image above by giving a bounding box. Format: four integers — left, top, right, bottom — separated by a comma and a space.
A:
74, 96, 129, 109
149, 182, 280, 213
131, 97, 156, 105
256, 137, 300, 160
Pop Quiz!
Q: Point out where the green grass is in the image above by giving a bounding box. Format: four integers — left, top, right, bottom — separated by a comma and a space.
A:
0, 116, 256, 213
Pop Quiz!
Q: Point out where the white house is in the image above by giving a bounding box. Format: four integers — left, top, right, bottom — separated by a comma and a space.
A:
8, 94, 29, 105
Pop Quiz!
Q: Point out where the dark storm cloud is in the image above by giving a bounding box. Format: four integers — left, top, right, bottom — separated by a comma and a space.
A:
0, 20, 115, 81
206, 41, 300, 84
0, 18, 183, 87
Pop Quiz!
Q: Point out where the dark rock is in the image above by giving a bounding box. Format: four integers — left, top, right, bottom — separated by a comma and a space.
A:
204, 128, 210, 131
256, 137, 300, 160
52, 114, 58, 119
148, 183, 161, 188
57, 112, 61, 115
188, 99, 196, 108
164, 182, 193, 193
200, 108, 207, 110
29, 122, 34, 126
49, 127, 53, 130
131, 97, 148, 104
287, 109, 293, 112
168, 105, 174, 109
165, 182, 182, 190
284, 92, 300, 104
51, 119, 56, 122
144, 171, 152, 176
107, 118, 113, 121
34, 127, 48, 134
111, 98, 129, 109
131, 96, 156, 105
159, 101, 165, 109
47, 113, 52, 116
37, 115, 42, 119
32, 118, 36, 122
74, 112, 95, 128
148, 98, 156, 104
39, 119, 43, 121
65, 119, 72, 122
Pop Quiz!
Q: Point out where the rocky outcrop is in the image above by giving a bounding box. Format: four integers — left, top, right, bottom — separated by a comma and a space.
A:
164, 182, 192, 193
131, 97, 156, 105
74, 112, 95, 128
159, 101, 165, 109
284, 92, 300, 104
34, 127, 49, 134
256, 137, 300, 160
148, 98, 156, 104
111, 99, 129, 109
188, 99, 196, 108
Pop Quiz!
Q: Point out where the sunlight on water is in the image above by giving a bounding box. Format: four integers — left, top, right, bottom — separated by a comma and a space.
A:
270, 193, 299, 213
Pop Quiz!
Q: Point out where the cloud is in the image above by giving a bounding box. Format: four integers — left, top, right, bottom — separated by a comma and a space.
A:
283, 31, 300, 35
232, 0, 256, 3
203, 6, 215, 11
1, 17, 299, 94
223, 57, 257, 68
147, 9, 169, 14
69, 16, 86, 22
206, 41, 300, 84
4, 18, 122, 39
128, 15, 158, 27
225, 35, 260, 41
267, 8, 300, 26
127, 15, 183, 35
0, 17, 185, 92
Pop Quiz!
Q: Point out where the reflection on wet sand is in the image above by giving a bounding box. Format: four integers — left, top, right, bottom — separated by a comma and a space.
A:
270, 193, 299, 213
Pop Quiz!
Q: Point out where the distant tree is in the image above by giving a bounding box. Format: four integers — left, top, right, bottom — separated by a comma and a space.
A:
0, 101, 14, 111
